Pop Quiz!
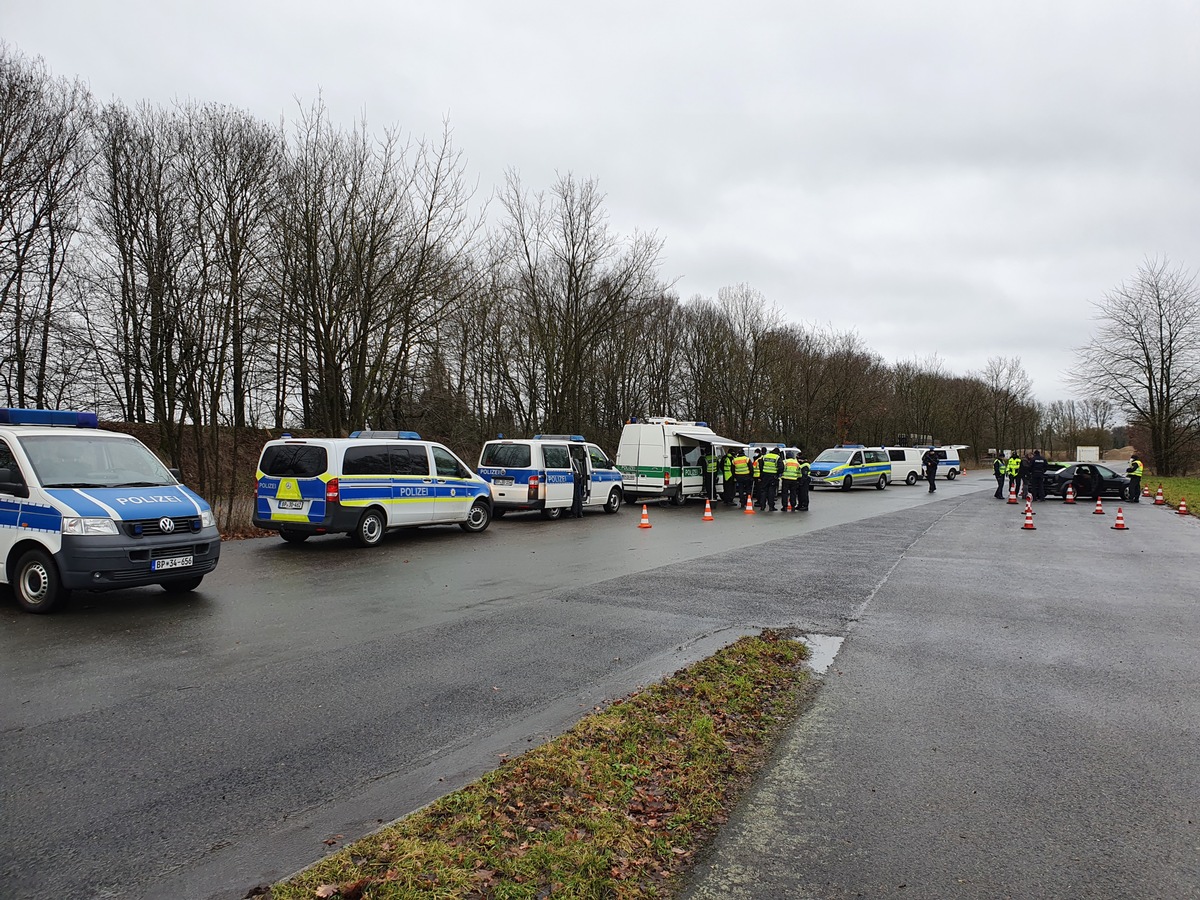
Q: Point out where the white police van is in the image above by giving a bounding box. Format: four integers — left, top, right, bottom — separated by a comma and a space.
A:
808, 444, 892, 490
615, 417, 745, 505
253, 430, 492, 546
0, 408, 220, 613
476, 434, 624, 519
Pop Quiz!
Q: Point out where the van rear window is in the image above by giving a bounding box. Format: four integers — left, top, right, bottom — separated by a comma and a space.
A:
481, 443, 532, 467
260, 445, 327, 478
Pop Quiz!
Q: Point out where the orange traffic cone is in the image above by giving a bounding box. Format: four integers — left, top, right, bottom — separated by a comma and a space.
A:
1023, 494, 1035, 516
1021, 507, 1036, 530
1064, 484, 1076, 504
1007, 484, 1018, 504
1154, 485, 1165, 505
637, 504, 652, 529
1111, 507, 1129, 530
702, 499, 714, 522
1142, 486, 1150, 497
786, 497, 793, 511
1178, 497, 1190, 516
1092, 497, 1105, 515
744, 495, 756, 515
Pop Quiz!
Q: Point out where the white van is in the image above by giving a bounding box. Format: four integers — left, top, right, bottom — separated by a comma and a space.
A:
926, 445, 967, 480
0, 408, 221, 613
253, 430, 492, 546
476, 435, 624, 519
615, 417, 744, 505
884, 447, 926, 486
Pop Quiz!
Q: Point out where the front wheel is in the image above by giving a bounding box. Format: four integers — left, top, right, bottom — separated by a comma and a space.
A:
604, 489, 622, 514
352, 508, 386, 547
946, 469, 958, 480
14, 549, 69, 614
876, 474, 887, 490
162, 575, 204, 593
541, 506, 564, 521
905, 471, 918, 486
460, 500, 492, 533
841, 475, 853, 492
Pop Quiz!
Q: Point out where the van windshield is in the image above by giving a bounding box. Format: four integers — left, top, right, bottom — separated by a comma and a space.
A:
813, 449, 852, 465
480, 443, 532, 467
23, 434, 176, 488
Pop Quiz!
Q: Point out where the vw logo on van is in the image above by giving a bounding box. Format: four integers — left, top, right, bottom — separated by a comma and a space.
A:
159, 517, 175, 534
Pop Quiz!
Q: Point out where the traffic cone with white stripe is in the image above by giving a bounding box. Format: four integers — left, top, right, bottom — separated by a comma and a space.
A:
1021, 506, 1036, 530
637, 504, 652, 529
1064, 484, 1076, 504
1179, 497, 1190, 516
1092, 496, 1105, 515
1023, 494, 1035, 516
1154, 485, 1165, 505
1142, 485, 1150, 497
1007, 484, 1018, 504
1111, 507, 1129, 530
702, 499, 714, 522
744, 495, 756, 515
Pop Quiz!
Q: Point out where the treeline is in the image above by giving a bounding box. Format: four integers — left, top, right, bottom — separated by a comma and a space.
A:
3, 46, 1123, 519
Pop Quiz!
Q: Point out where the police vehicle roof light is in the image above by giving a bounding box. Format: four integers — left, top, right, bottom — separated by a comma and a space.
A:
839, 443, 865, 448
532, 434, 585, 442
0, 408, 99, 428
350, 430, 421, 440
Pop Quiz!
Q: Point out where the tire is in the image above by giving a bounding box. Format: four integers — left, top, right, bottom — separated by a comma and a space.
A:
623, 495, 639, 506
905, 471, 918, 486
541, 506, 564, 521
13, 549, 69, 614
947, 469, 958, 481
352, 508, 386, 547
279, 529, 309, 544
161, 575, 204, 593
460, 500, 492, 533
669, 490, 686, 507
841, 475, 853, 491
604, 488, 622, 514
876, 474, 887, 490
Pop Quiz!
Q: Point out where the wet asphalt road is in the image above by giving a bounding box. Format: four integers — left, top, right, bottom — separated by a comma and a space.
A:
2, 480, 949, 900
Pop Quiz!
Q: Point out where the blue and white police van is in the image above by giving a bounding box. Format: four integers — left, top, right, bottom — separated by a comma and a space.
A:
253, 430, 492, 546
808, 444, 892, 491
0, 408, 220, 613
476, 435, 624, 519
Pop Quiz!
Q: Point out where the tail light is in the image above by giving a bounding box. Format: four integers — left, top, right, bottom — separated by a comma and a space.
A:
326, 478, 339, 503
664, 471, 670, 486
528, 474, 539, 501
253, 478, 258, 499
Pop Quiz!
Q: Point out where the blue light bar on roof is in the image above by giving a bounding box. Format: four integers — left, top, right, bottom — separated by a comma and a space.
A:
0, 408, 98, 428
351, 430, 421, 440
839, 443, 865, 448
532, 434, 585, 441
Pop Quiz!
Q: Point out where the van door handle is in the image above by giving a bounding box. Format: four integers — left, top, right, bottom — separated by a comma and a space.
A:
422, 478, 433, 483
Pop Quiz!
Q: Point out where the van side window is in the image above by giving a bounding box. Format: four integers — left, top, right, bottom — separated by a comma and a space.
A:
261, 445, 327, 478
432, 446, 468, 478
0, 440, 22, 481
866, 450, 887, 464
936, 450, 948, 460
588, 446, 609, 469
391, 445, 430, 476
851, 452, 863, 466
888, 449, 906, 462
670, 446, 682, 469
542, 445, 570, 469
343, 446, 390, 475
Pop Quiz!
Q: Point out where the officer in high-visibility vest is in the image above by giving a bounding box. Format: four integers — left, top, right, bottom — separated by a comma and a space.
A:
732, 449, 753, 508
721, 451, 736, 506
781, 453, 801, 512
703, 448, 719, 500
751, 448, 764, 505
1006, 453, 1021, 497
758, 446, 783, 511
993, 455, 1006, 499
1125, 454, 1144, 502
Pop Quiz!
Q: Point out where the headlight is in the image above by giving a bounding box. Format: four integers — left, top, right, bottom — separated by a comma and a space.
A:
200, 509, 215, 528
62, 517, 118, 535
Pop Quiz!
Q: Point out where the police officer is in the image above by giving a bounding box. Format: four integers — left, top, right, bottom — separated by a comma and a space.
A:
758, 446, 782, 510
732, 448, 753, 508
781, 452, 801, 512
570, 453, 585, 518
797, 453, 811, 510
992, 454, 1006, 499
1006, 453, 1021, 498
922, 447, 939, 493
1126, 454, 1143, 502
1030, 450, 1048, 501
721, 450, 736, 506
703, 446, 719, 500
751, 447, 764, 506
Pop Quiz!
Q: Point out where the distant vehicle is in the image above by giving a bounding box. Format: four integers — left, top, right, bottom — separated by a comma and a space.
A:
808, 445, 891, 491
1043, 463, 1131, 501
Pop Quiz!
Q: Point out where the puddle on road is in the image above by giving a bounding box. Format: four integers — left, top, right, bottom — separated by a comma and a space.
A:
793, 633, 844, 675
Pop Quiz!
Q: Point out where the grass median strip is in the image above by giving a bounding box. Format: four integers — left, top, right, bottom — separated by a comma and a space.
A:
1150, 476, 1200, 515
269, 631, 812, 900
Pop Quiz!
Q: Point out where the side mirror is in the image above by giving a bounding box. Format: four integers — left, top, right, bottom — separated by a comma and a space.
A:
0, 468, 30, 499
169, 467, 183, 482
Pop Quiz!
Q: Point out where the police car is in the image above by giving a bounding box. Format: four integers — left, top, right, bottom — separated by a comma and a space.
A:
0, 408, 220, 613
476, 434, 624, 519
808, 444, 892, 490
253, 431, 492, 546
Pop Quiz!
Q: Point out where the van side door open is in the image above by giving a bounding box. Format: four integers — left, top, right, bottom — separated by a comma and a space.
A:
540, 443, 575, 508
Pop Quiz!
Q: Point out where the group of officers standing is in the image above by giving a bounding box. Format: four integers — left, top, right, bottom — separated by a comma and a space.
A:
703, 446, 812, 512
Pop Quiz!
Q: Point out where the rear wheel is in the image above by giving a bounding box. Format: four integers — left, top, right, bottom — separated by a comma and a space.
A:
352, 508, 386, 547
460, 500, 492, 533
876, 474, 887, 490
604, 489, 622, 514
541, 506, 564, 521
947, 468, 958, 480
161, 575, 204, 593
669, 490, 686, 507
905, 471, 918, 486
14, 549, 69, 614
279, 529, 309, 544
841, 475, 853, 491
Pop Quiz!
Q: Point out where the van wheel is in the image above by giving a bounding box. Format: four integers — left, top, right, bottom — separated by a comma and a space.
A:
460, 500, 492, 533
162, 575, 204, 593
841, 475, 853, 491
947, 469, 958, 480
876, 474, 888, 490
352, 508, 386, 547
279, 529, 309, 544
624, 495, 639, 506
542, 507, 563, 521
604, 489, 622, 514
905, 471, 918, 486
14, 549, 69, 614
669, 491, 686, 507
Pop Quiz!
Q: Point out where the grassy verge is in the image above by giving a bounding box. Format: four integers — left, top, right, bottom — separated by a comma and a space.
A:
1146, 476, 1200, 516
269, 632, 812, 900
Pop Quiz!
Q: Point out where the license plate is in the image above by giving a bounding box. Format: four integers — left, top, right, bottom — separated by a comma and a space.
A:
278, 499, 304, 510
492, 477, 514, 486
152, 555, 193, 571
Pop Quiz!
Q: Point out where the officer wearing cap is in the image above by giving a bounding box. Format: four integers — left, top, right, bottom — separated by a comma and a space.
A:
796, 452, 811, 511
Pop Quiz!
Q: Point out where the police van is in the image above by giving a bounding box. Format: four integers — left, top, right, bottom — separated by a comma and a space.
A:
884, 445, 967, 484
477, 434, 624, 520
615, 417, 745, 505
0, 408, 221, 613
808, 444, 892, 490
253, 431, 491, 546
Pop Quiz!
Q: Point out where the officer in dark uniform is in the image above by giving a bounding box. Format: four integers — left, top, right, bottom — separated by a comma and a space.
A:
797, 453, 811, 510
922, 447, 939, 493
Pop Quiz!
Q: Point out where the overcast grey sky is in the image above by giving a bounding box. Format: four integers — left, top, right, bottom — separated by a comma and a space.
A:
5, 0, 1199, 402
